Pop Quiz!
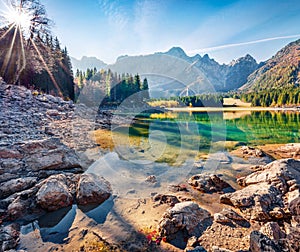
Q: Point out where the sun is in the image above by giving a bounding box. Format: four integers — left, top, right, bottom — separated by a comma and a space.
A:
0, 0, 33, 37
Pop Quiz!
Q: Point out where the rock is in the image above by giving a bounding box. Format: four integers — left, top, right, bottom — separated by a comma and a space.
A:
237, 159, 300, 196
158, 202, 211, 240
0, 177, 37, 199
36, 174, 73, 211
0, 148, 22, 159
76, 173, 112, 205
145, 175, 157, 183
188, 174, 233, 193
220, 183, 284, 221
240, 146, 265, 157
260, 222, 286, 241
274, 143, 300, 159
185, 246, 207, 252
24, 139, 82, 171
289, 197, 300, 224
212, 247, 233, 252
214, 208, 249, 227
250, 231, 282, 252
152, 194, 180, 207
0, 224, 20, 251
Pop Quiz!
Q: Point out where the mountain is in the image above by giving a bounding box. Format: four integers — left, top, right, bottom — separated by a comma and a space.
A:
241, 39, 300, 92
71, 56, 107, 72
107, 47, 259, 97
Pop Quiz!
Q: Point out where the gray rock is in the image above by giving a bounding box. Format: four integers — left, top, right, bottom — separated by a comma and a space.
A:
188, 174, 233, 193
237, 159, 300, 196
76, 173, 112, 205
36, 174, 73, 211
158, 202, 211, 240
220, 183, 284, 221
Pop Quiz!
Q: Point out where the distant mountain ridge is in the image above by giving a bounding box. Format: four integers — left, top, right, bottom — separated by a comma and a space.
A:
108, 47, 259, 94
71, 56, 107, 72
240, 39, 300, 91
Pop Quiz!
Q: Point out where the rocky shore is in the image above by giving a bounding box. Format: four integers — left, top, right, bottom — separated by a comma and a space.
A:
0, 82, 299, 252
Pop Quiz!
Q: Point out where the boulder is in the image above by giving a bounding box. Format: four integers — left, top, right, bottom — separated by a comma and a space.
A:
36, 174, 73, 211
237, 159, 300, 196
76, 173, 112, 205
188, 174, 233, 193
250, 231, 282, 252
220, 183, 284, 221
158, 202, 211, 240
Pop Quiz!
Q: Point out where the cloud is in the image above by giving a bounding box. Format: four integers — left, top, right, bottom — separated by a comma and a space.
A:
187, 34, 300, 55
98, 0, 128, 30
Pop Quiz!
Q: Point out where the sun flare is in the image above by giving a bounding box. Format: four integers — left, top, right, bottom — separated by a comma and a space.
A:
0, 0, 33, 37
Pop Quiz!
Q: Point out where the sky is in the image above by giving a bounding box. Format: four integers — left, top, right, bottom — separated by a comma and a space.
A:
41, 0, 300, 64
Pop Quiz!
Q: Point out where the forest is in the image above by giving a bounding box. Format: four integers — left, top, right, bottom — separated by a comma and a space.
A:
75, 68, 149, 107
0, 0, 75, 100
240, 87, 300, 107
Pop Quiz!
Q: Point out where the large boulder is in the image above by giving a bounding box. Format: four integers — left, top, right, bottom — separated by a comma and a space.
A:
36, 174, 73, 211
220, 183, 284, 221
188, 174, 233, 193
158, 202, 211, 240
237, 159, 300, 196
76, 173, 112, 205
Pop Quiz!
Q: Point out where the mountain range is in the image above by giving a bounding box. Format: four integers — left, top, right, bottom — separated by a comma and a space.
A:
240, 39, 300, 92
71, 39, 300, 97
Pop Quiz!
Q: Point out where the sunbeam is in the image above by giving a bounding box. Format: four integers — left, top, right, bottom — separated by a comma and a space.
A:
29, 37, 63, 97
1, 24, 18, 75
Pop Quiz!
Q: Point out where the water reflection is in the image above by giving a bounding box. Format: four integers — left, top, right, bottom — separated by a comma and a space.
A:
21, 197, 114, 244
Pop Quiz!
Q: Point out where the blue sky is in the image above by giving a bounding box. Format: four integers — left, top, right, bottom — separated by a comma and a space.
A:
43, 0, 300, 64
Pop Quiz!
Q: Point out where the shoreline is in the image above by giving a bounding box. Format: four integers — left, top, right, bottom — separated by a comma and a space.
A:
165, 106, 300, 112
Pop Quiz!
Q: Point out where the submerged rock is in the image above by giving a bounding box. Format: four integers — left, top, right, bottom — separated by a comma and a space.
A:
188, 174, 233, 193
76, 173, 112, 205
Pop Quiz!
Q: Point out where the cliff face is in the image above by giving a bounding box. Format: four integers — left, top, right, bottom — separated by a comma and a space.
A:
240, 39, 300, 91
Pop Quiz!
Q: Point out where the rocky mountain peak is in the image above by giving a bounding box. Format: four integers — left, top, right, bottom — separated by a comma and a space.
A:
166, 47, 188, 58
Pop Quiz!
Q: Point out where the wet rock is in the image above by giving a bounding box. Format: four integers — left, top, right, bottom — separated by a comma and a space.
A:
158, 202, 211, 240
250, 231, 282, 252
36, 174, 73, 211
188, 174, 233, 193
220, 183, 284, 221
76, 173, 112, 205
